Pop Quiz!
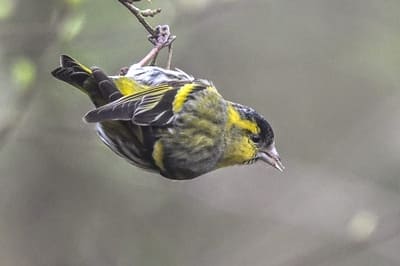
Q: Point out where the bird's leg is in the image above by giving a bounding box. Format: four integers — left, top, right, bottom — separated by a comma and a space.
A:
166, 43, 173, 69
119, 45, 161, 75
119, 24, 176, 75
136, 45, 161, 67
137, 24, 176, 67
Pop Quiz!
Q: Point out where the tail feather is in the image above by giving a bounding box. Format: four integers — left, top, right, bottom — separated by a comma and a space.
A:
51, 55, 92, 92
51, 55, 122, 107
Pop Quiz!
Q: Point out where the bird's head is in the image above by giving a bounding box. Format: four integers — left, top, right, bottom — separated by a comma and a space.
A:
219, 102, 285, 172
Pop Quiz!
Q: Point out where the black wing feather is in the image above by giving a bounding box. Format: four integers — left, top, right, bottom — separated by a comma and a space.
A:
84, 80, 210, 126
132, 89, 177, 125
84, 86, 178, 126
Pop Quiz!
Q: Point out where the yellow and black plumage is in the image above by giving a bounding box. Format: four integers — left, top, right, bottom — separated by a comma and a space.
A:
51, 55, 284, 179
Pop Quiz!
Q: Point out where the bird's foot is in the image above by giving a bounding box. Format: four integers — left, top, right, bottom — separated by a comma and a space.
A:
148, 25, 176, 49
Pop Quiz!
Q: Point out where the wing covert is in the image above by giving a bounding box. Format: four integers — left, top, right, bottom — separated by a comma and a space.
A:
84, 80, 211, 126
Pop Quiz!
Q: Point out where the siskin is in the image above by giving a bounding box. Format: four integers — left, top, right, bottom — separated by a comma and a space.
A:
51, 55, 284, 179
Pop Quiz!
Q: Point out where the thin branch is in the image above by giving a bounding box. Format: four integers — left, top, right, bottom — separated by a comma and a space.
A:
117, 0, 176, 69
117, 0, 160, 37
141, 8, 162, 18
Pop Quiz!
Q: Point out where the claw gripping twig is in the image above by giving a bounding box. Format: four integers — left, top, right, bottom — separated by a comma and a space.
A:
118, 0, 176, 69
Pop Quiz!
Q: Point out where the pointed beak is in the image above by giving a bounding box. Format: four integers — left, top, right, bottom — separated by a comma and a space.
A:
258, 143, 285, 172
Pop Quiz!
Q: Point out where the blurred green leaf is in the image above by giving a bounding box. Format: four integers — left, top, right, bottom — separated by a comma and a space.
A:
0, 0, 15, 20
11, 57, 37, 90
60, 13, 86, 42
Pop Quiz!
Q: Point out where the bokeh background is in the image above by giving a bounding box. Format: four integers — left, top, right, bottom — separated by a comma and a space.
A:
1, 0, 400, 265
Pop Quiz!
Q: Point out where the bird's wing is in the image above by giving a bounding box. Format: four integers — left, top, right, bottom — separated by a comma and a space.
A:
84, 81, 209, 126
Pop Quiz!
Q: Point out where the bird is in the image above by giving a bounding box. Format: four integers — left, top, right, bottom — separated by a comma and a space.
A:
51, 55, 284, 180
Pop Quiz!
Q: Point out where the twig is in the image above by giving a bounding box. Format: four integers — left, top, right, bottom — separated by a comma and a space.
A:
117, 0, 176, 69
117, 0, 160, 36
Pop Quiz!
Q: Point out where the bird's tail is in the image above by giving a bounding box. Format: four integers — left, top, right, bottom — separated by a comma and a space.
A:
51, 55, 122, 107
51, 55, 93, 93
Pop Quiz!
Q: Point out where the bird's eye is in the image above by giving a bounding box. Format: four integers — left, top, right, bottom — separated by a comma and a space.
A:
251, 135, 261, 143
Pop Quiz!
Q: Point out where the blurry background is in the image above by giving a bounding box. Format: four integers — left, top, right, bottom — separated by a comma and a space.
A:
1, 0, 400, 265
